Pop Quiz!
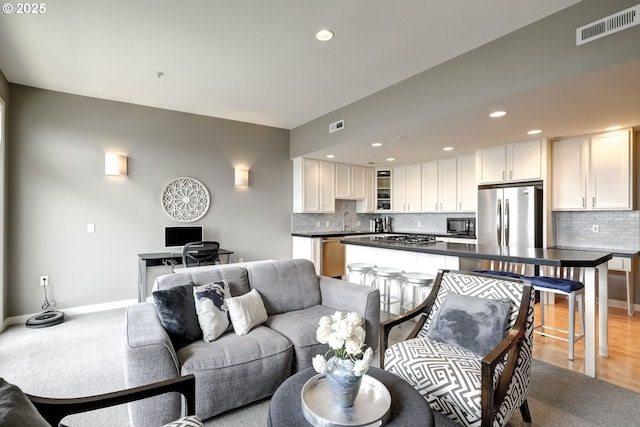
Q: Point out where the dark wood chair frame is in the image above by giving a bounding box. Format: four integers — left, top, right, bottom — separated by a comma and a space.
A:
380, 269, 533, 427
27, 374, 196, 427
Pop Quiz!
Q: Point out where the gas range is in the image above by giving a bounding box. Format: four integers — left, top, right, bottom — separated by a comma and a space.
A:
374, 234, 439, 244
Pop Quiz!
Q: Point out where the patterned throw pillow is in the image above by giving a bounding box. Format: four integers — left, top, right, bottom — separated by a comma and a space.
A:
226, 288, 268, 336
153, 282, 202, 349
193, 281, 232, 342
427, 292, 512, 357
162, 415, 204, 427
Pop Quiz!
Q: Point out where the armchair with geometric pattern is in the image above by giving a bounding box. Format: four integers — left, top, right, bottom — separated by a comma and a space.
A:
381, 270, 534, 427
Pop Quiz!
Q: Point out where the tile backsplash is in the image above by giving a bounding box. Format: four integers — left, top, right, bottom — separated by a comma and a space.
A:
291, 200, 472, 234
554, 210, 640, 251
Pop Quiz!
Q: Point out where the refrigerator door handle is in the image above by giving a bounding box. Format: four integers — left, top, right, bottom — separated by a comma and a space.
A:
496, 199, 502, 245
505, 198, 510, 246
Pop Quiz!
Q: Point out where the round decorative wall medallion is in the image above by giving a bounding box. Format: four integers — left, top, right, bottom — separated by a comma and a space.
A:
161, 177, 211, 222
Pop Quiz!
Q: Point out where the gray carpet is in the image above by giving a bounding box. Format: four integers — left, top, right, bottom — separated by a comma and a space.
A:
1, 308, 639, 426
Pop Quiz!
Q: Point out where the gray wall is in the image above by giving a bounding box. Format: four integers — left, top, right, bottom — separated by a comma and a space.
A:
290, 0, 640, 157
7, 85, 292, 317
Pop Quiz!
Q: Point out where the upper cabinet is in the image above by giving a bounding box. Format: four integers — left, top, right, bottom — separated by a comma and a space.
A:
293, 157, 335, 213
356, 167, 376, 213
477, 139, 544, 184
335, 163, 368, 200
375, 169, 392, 211
392, 164, 422, 212
457, 154, 477, 212
552, 129, 633, 211
422, 155, 476, 213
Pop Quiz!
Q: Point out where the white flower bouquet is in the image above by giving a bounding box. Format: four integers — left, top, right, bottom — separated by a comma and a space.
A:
312, 311, 374, 377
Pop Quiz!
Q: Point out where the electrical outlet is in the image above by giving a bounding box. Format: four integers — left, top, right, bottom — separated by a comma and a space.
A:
418, 221, 423, 227
316, 221, 321, 228
238, 257, 244, 263
325, 221, 330, 227
356, 220, 361, 226
40, 276, 48, 287
592, 224, 599, 233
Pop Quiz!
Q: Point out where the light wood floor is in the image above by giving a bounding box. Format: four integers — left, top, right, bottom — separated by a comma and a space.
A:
533, 299, 640, 393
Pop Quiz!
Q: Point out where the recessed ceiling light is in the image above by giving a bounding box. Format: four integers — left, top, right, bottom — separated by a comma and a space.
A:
326, 154, 335, 159
606, 125, 622, 131
386, 157, 395, 162
489, 111, 507, 118
442, 146, 454, 151
316, 29, 334, 41
371, 142, 383, 147
527, 129, 542, 135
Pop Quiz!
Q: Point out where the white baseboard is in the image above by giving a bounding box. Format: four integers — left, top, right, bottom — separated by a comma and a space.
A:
2, 298, 138, 329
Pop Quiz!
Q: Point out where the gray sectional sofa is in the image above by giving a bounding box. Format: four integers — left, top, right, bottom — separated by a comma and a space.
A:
124, 259, 380, 426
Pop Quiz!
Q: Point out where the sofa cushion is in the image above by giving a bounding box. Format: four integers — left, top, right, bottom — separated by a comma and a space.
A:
226, 289, 268, 335
155, 265, 251, 297
193, 281, 232, 342
246, 259, 321, 315
265, 304, 337, 372
153, 282, 202, 349
0, 378, 50, 427
177, 325, 293, 419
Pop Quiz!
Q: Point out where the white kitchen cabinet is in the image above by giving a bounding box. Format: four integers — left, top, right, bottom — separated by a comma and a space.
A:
393, 164, 421, 212
590, 130, 632, 209
422, 155, 475, 212
335, 163, 367, 200
552, 129, 632, 210
376, 169, 392, 211
292, 157, 335, 213
292, 236, 322, 274
551, 137, 587, 210
335, 163, 351, 199
477, 139, 543, 184
356, 166, 376, 213
438, 157, 457, 212
457, 154, 476, 211
421, 160, 439, 212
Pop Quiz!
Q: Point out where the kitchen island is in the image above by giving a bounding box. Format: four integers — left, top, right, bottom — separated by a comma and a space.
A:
341, 235, 612, 378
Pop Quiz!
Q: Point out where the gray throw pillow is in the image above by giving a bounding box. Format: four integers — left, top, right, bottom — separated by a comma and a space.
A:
153, 282, 202, 349
0, 378, 51, 427
427, 292, 512, 357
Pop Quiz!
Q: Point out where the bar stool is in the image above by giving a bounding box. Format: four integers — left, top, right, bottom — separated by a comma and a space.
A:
346, 263, 377, 286
371, 267, 404, 314
400, 272, 435, 313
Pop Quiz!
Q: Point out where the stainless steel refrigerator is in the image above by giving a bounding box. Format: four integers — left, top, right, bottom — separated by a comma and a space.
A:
477, 183, 543, 248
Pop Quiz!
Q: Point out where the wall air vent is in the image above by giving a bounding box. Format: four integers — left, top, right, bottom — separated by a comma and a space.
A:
576, 4, 639, 46
329, 119, 344, 133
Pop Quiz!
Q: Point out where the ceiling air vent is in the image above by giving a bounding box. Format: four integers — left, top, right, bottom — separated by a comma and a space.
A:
576, 4, 639, 45
329, 119, 344, 133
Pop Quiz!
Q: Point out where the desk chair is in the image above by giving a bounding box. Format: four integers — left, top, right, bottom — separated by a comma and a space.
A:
182, 241, 220, 268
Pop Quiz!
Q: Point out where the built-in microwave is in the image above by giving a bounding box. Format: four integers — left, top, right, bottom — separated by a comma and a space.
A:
446, 217, 475, 236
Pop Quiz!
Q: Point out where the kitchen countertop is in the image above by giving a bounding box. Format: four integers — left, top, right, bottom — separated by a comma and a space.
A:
551, 246, 639, 258
291, 231, 477, 239
340, 235, 612, 267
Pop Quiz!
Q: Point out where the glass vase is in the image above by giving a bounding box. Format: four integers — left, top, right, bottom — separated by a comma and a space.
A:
325, 356, 363, 408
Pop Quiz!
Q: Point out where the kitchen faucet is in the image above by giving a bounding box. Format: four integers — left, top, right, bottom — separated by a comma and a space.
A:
343, 211, 351, 231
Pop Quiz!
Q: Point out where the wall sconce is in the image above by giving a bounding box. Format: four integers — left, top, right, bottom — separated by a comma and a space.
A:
105, 153, 128, 176
234, 168, 249, 187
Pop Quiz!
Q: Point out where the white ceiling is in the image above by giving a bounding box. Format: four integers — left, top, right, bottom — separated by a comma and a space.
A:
1, 0, 638, 165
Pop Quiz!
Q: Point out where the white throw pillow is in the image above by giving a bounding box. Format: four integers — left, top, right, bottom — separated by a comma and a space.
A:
193, 281, 232, 342
226, 289, 268, 335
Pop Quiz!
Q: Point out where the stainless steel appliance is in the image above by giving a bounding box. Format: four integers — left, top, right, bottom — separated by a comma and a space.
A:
477, 182, 543, 247
382, 216, 392, 232
374, 218, 384, 232
321, 237, 345, 278
375, 234, 437, 245
446, 217, 475, 235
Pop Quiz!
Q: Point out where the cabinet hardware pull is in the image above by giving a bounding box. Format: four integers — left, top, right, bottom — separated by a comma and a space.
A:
510, 170, 513, 180
592, 196, 595, 207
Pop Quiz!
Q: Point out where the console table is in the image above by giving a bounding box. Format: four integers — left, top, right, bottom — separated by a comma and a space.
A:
137, 249, 233, 302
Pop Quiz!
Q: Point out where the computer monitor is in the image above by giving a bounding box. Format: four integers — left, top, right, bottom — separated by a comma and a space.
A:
164, 226, 203, 250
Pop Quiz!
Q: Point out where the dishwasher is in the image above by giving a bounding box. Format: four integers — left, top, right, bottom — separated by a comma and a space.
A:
321, 237, 346, 278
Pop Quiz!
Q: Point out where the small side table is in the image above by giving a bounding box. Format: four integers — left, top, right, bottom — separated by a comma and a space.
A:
267, 367, 434, 427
